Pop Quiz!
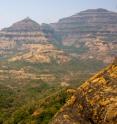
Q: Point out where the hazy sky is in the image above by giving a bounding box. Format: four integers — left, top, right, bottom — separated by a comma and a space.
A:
0, 0, 117, 29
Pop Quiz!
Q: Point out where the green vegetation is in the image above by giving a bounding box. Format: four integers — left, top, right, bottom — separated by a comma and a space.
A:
0, 49, 105, 124
0, 86, 71, 124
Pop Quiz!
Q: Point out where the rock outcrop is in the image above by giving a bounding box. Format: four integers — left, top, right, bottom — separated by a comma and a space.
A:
9, 43, 71, 64
51, 59, 117, 124
50, 9, 117, 63
0, 18, 47, 43
51, 8, 117, 34
0, 18, 71, 64
2, 17, 40, 32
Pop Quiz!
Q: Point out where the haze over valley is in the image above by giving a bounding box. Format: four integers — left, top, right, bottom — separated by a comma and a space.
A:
0, 0, 117, 123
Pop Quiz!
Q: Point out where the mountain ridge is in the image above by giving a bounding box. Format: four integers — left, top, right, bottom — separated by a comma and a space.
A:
2, 17, 41, 32
0, 8, 116, 124
51, 59, 117, 124
49, 8, 117, 64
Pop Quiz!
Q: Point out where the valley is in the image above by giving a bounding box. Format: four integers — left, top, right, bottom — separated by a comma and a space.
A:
0, 8, 116, 124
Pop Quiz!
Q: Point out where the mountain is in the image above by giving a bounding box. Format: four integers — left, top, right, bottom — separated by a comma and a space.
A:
51, 8, 117, 34
40, 23, 61, 42
0, 9, 117, 64
49, 8, 117, 63
0, 18, 47, 61
0, 18, 71, 64
0, 9, 116, 87
0, 18, 81, 91
0, 9, 116, 124
2, 17, 40, 32
0, 9, 116, 91
51, 58, 117, 124
0, 18, 47, 42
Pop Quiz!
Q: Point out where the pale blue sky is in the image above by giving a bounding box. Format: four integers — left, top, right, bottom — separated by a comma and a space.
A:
0, 0, 117, 29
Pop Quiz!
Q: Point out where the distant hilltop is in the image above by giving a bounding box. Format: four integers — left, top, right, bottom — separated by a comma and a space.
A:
0, 8, 117, 64
2, 17, 40, 32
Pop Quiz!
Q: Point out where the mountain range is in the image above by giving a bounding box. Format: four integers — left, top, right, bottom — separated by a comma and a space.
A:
0, 8, 117, 124
0, 8, 117, 64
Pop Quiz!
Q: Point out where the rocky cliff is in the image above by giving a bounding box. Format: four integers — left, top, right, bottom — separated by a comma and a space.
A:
2, 17, 40, 32
0, 18, 47, 43
0, 18, 71, 64
50, 9, 117, 63
51, 59, 117, 124
51, 8, 117, 34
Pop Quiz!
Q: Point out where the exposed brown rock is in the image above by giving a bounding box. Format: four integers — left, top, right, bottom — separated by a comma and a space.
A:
0, 18, 48, 43
51, 61, 117, 124
50, 9, 117, 63
2, 17, 40, 32
8, 43, 71, 64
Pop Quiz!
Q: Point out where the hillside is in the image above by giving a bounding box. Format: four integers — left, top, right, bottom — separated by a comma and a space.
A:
52, 9, 117, 34
0, 18, 47, 42
0, 8, 116, 124
50, 9, 117, 63
0, 16, 104, 89
51, 59, 117, 124
2, 17, 40, 32
0, 18, 71, 64
0, 86, 72, 124
0, 60, 116, 124
0, 9, 117, 64
1, 9, 117, 65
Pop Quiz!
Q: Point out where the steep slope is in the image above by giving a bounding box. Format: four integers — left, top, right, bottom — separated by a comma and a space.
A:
51, 59, 117, 124
50, 9, 117, 63
3, 88, 71, 124
8, 43, 71, 64
0, 18, 87, 90
40, 23, 61, 42
2, 17, 40, 32
0, 18, 71, 64
0, 17, 48, 59
0, 17, 47, 43
52, 9, 117, 34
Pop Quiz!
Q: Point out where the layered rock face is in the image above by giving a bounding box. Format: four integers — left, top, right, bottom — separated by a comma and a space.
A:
0, 9, 116, 64
0, 18, 47, 43
51, 59, 117, 124
0, 18, 71, 64
0, 18, 48, 59
0, 31, 47, 42
2, 17, 40, 32
9, 43, 71, 64
50, 9, 117, 63
0, 40, 16, 57
0, 18, 42, 43
52, 8, 117, 35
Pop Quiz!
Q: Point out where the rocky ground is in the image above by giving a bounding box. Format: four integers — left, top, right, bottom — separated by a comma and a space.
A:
51, 59, 117, 124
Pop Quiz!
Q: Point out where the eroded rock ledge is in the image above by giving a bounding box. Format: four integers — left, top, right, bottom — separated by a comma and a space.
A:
51, 59, 117, 124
